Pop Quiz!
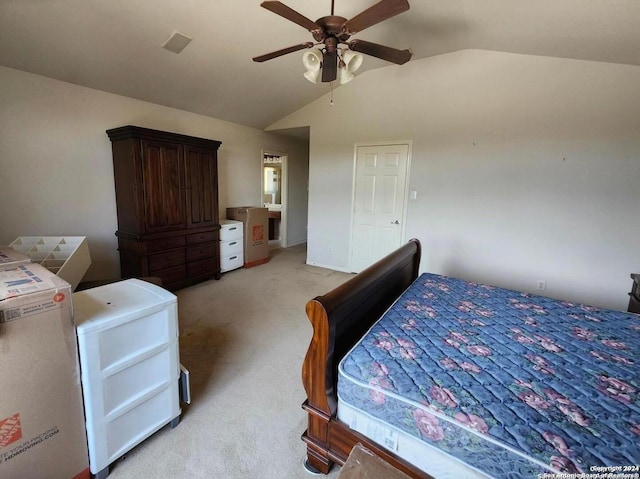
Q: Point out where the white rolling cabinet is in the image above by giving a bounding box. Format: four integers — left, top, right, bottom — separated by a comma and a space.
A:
73, 279, 181, 479
220, 219, 243, 272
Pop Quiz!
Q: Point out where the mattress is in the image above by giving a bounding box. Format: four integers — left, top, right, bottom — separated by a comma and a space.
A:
337, 273, 640, 478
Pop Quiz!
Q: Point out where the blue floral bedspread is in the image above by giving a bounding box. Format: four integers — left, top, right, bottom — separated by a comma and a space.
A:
338, 273, 640, 478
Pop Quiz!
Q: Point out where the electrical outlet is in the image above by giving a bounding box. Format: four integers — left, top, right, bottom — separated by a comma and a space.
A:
536, 280, 547, 291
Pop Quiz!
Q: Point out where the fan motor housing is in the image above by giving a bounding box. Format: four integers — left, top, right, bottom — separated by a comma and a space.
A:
316, 15, 350, 41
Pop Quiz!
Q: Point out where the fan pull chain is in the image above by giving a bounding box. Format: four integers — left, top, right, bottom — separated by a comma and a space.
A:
329, 82, 334, 107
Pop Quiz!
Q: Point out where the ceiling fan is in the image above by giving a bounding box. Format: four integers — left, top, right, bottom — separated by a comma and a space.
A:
253, 0, 412, 83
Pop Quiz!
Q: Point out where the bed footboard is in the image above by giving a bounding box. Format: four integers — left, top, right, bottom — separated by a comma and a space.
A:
301, 239, 431, 478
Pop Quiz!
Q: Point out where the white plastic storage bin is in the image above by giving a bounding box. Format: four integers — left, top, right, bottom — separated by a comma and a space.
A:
73, 279, 181, 479
9, 236, 91, 290
220, 219, 243, 273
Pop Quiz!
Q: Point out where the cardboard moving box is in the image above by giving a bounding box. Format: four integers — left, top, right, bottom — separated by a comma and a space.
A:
226, 207, 269, 268
0, 247, 31, 271
338, 444, 412, 479
0, 264, 90, 479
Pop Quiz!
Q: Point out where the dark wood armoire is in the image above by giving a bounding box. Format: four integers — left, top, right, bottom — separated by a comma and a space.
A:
107, 125, 222, 290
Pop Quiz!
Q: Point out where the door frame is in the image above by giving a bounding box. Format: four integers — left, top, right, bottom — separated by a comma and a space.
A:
261, 149, 288, 248
349, 140, 413, 272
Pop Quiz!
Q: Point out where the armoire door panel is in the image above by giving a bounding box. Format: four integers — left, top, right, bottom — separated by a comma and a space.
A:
185, 147, 218, 228
142, 140, 186, 233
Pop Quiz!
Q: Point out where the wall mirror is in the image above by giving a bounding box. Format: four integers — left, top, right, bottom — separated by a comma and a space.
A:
262, 152, 287, 247
263, 155, 283, 207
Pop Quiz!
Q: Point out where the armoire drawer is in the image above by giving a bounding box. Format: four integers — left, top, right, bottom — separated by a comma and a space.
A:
220, 239, 242, 256
187, 257, 217, 278
146, 236, 185, 253
186, 231, 217, 245
186, 243, 216, 262
149, 250, 185, 272
154, 264, 186, 285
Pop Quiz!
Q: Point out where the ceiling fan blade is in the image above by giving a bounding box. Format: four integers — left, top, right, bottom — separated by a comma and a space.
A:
349, 39, 412, 65
253, 42, 314, 62
260, 1, 324, 36
321, 50, 338, 82
342, 0, 410, 35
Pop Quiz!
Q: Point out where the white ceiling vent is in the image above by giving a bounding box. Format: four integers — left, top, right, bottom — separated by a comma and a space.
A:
162, 31, 192, 54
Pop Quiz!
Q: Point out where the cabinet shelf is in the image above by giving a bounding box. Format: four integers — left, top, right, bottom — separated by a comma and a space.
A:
9, 236, 91, 290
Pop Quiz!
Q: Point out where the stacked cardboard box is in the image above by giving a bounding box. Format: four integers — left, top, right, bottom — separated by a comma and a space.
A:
0, 247, 31, 271
226, 207, 269, 268
0, 263, 89, 479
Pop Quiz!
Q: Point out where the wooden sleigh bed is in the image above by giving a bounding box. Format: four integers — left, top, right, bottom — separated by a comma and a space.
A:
300, 238, 639, 478
301, 238, 430, 478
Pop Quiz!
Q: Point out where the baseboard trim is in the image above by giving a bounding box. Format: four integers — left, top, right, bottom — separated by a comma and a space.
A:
286, 239, 307, 248
306, 261, 351, 273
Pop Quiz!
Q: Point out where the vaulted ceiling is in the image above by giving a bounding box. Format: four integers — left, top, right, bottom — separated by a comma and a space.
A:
1, 0, 639, 129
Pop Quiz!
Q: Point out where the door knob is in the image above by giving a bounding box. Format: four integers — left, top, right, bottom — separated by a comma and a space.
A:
391, 220, 399, 224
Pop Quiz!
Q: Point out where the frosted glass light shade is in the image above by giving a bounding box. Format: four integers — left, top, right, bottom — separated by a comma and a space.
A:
338, 50, 364, 84
303, 49, 323, 83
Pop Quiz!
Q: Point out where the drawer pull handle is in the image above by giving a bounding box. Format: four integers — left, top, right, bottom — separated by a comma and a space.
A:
229, 227, 237, 231
230, 256, 237, 260
229, 241, 237, 246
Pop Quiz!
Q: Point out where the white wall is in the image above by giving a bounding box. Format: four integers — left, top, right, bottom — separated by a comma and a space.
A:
268, 50, 640, 310
0, 66, 308, 281
277, 131, 310, 247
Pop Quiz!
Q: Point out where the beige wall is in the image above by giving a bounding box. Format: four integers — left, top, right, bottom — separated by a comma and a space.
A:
273, 129, 310, 247
0, 66, 308, 281
269, 50, 640, 310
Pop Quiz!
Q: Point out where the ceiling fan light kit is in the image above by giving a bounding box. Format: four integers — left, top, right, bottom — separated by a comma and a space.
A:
303, 48, 364, 85
253, 0, 412, 84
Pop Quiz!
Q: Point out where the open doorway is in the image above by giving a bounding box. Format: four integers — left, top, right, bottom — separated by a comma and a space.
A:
262, 126, 311, 251
262, 151, 287, 248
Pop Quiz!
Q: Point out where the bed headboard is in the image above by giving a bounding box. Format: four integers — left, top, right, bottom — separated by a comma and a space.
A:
303, 239, 421, 416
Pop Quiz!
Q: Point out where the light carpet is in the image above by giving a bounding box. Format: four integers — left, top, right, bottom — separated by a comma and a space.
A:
106, 244, 350, 479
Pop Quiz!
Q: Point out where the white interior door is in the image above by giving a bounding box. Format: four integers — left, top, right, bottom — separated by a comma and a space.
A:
350, 142, 410, 272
